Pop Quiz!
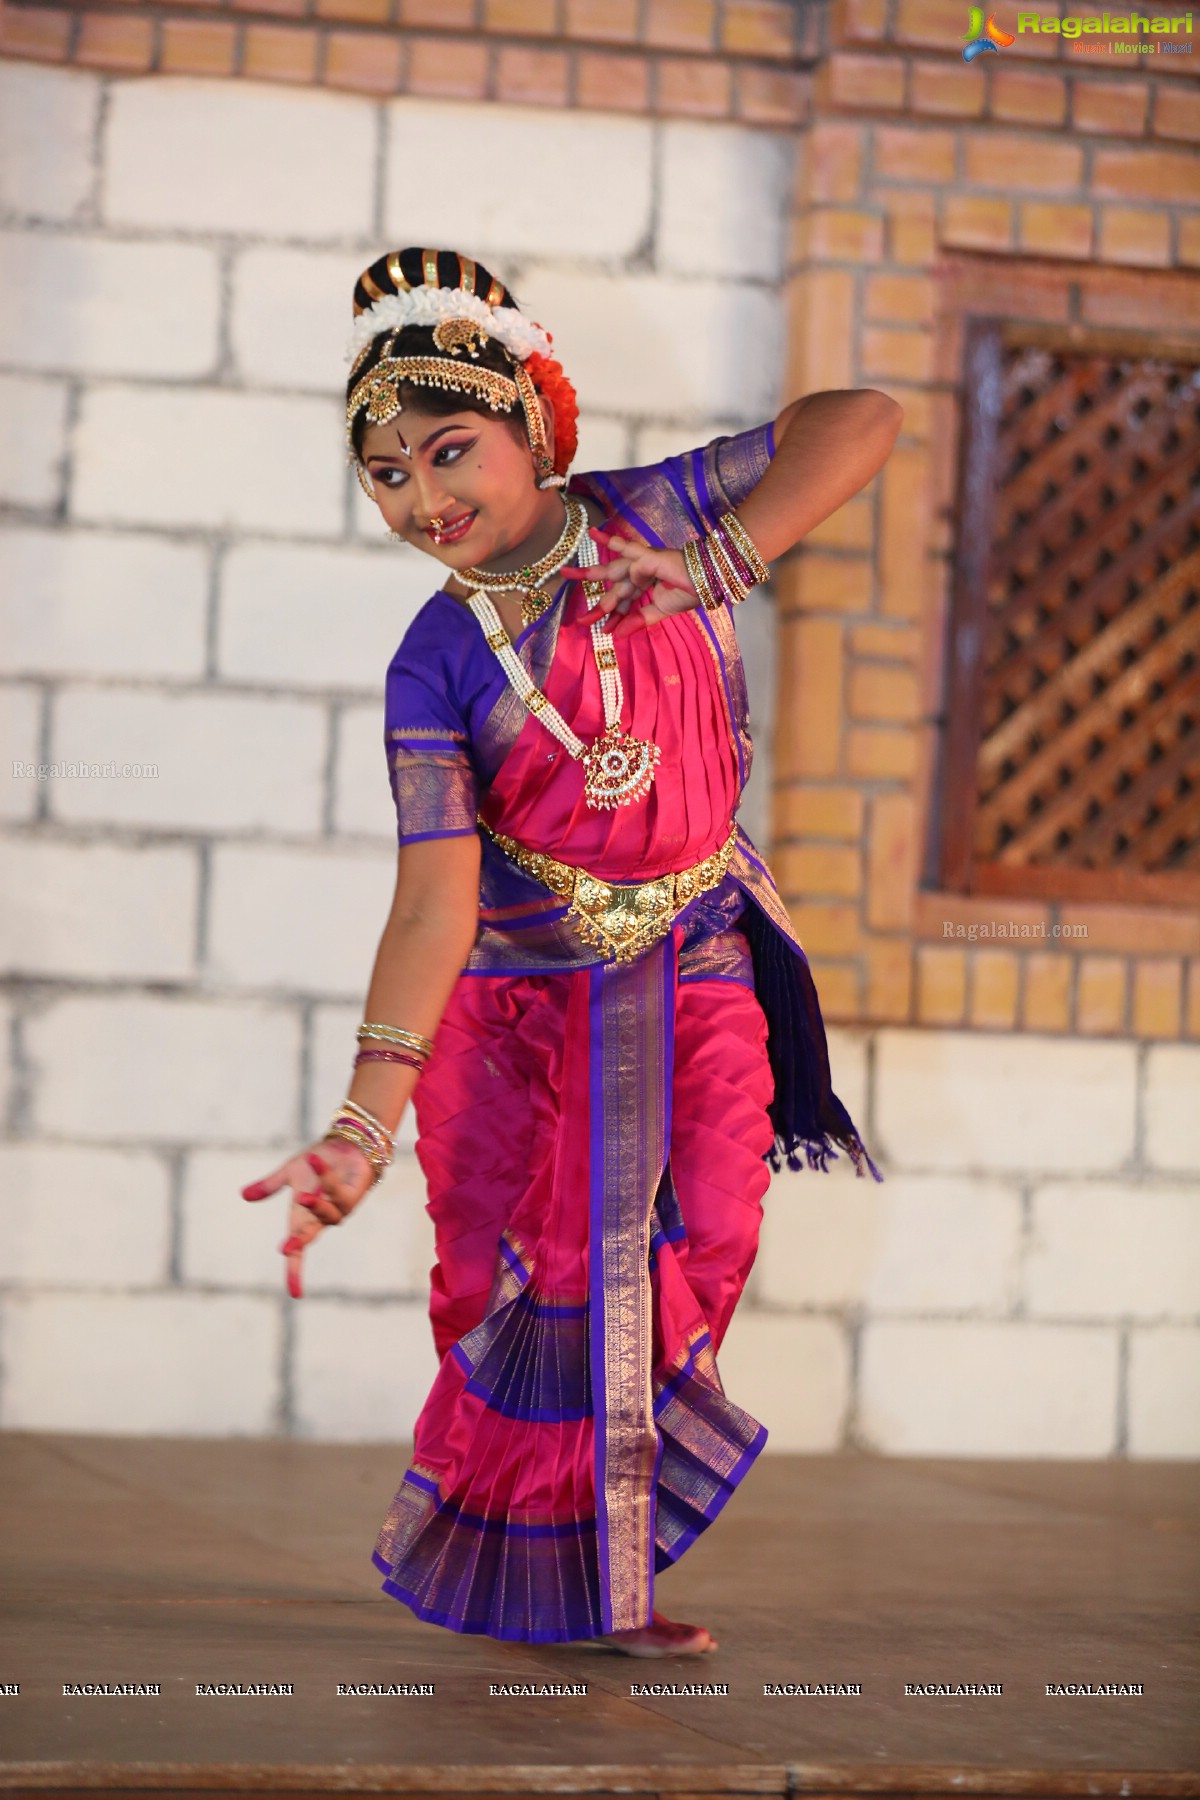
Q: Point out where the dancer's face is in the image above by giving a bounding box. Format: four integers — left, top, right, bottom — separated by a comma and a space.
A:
360, 400, 558, 572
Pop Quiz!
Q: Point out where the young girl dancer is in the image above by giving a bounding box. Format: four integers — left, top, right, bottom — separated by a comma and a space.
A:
242, 247, 901, 1658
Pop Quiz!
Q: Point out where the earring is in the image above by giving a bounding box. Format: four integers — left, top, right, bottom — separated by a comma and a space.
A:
537, 472, 567, 490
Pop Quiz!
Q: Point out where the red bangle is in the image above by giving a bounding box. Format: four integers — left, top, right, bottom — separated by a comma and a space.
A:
353, 1048, 427, 1074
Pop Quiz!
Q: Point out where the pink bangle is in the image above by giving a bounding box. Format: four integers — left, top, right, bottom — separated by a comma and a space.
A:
353, 1049, 427, 1074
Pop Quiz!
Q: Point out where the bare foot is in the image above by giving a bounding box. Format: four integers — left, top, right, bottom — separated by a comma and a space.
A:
595, 1609, 718, 1658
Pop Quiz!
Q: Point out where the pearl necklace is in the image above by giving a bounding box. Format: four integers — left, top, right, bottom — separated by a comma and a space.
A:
456, 496, 588, 630
466, 525, 661, 810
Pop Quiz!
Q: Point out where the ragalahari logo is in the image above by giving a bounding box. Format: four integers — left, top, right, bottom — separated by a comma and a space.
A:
962, 6, 1017, 55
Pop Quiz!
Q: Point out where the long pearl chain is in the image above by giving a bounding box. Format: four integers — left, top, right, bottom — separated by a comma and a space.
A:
466, 526, 661, 808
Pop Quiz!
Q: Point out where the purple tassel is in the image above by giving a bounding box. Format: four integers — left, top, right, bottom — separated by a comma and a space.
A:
738, 900, 883, 1181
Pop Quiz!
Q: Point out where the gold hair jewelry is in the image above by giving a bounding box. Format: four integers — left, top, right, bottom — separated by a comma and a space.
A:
512, 358, 565, 489
346, 311, 563, 492
346, 357, 519, 454
432, 317, 488, 358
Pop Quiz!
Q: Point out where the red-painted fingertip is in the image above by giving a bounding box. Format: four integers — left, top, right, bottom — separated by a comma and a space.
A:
298, 1193, 319, 1208
241, 1182, 264, 1199
307, 1151, 327, 1174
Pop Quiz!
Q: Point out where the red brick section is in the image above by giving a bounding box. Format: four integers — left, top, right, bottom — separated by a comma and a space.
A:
0, 0, 815, 120
773, 0, 1200, 1039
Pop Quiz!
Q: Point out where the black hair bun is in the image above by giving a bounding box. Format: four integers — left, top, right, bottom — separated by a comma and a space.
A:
351, 248, 515, 317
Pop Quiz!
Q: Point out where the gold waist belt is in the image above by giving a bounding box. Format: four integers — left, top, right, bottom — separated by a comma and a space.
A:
483, 821, 739, 963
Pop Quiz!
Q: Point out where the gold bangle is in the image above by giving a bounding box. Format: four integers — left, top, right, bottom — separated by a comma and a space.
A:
682, 538, 723, 614
719, 510, 769, 585
327, 1113, 389, 1156
705, 528, 751, 605
357, 1022, 434, 1057
338, 1097, 395, 1151
325, 1121, 390, 1179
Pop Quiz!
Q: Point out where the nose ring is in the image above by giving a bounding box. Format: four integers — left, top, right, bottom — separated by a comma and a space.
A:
430, 515, 444, 531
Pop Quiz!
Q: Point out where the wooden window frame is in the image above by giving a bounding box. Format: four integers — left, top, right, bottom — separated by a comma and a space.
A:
933, 316, 1200, 911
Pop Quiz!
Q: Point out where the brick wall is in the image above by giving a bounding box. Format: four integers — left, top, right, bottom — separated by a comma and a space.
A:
0, 0, 819, 124
1, 7, 1198, 1455
774, 0, 1200, 1043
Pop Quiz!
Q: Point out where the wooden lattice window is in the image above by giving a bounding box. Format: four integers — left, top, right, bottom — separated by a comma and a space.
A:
935, 320, 1200, 908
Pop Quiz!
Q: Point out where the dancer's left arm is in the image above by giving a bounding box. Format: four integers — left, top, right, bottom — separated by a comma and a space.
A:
737, 388, 904, 563
566, 389, 903, 633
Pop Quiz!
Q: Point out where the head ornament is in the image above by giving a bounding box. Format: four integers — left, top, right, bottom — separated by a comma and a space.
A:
345, 247, 567, 495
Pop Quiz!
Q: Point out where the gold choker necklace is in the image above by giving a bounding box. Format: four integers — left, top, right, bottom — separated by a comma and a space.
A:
456, 496, 588, 629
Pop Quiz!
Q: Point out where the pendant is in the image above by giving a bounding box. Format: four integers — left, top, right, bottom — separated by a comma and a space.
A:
519, 585, 558, 629
580, 725, 661, 809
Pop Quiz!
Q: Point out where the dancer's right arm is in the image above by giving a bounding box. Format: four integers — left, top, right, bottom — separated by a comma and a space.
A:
241, 829, 482, 1294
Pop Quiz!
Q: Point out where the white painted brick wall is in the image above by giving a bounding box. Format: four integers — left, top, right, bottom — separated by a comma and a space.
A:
383, 103, 654, 262
1143, 1044, 1200, 1175
217, 541, 427, 691
1, 684, 43, 821
0, 233, 220, 378
0, 1291, 281, 1434
71, 386, 344, 536
0, 1144, 171, 1287
574, 416, 630, 474
517, 268, 784, 421
0, 838, 198, 982
26, 995, 301, 1143
230, 245, 364, 395
858, 1321, 1120, 1457
333, 701, 395, 841
1025, 1181, 1200, 1321
758, 1174, 1022, 1315
658, 123, 793, 282
292, 1295, 441, 1441
103, 78, 376, 238
2, 65, 1190, 1457
206, 841, 394, 995
874, 1030, 1138, 1174
48, 685, 327, 833
1, 528, 208, 679
1127, 1327, 1200, 1458
0, 998, 11, 1125
0, 64, 98, 221
0, 375, 69, 507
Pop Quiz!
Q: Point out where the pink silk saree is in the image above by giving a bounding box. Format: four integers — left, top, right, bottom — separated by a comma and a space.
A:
370, 425, 876, 1642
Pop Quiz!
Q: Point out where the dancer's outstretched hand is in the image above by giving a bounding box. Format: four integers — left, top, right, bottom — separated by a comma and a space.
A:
240, 1140, 374, 1298
559, 527, 699, 638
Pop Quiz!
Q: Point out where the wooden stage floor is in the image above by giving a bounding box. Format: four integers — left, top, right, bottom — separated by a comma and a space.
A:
0, 1434, 1197, 1797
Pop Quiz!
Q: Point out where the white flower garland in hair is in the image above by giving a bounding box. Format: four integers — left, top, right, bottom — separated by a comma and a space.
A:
345, 287, 552, 365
